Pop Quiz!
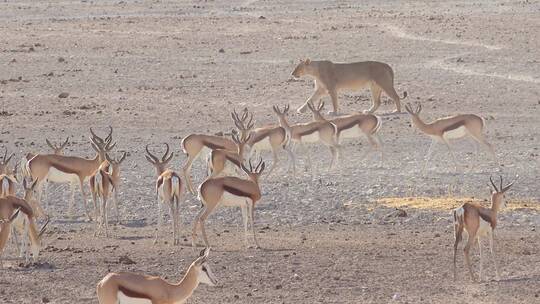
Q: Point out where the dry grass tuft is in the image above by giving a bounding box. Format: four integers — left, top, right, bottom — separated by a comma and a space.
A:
377, 197, 540, 212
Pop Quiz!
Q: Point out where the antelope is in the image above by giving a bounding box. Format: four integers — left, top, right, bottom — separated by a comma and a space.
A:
181, 111, 253, 194
453, 175, 517, 282
145, 144, 184, 245
90, 152, 127, 237
307, 100, 384, 162
272, 104, 340, 176
26, 127, 116, 220
193, 158, 265, 249
207, 130, 252, 178
404, 103, 497, 173
96, 247, 217, 304
233, 108, 295, 176
20, 137, 70, 206
0, 179, 49, 266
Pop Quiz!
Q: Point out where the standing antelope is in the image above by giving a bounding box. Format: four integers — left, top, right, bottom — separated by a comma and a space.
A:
307, 100, 384, 162
20, 137, 70, 206
0, 179, 49, 266
26, 127, 116, 220
405, 103, 496, 173
207, 131, 252, 178
145, 144, 184, 245
90, 152, 127, 237
291, 59, 407, 114
272, 104, 340, 176
453, 175, 517, 282
233, 108, 294, 176
181, 110, 253, 194
193, 158, 265, 249
97, 247, 217, 304
0, 163, 18, 198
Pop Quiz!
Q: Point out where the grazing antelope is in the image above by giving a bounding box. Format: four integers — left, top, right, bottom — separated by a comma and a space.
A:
307, 101, 384, 162
453, 175, 517, 282
96, 247, 217, 304
207, 131, 252, 178
291, 59, 407, 114
90, 152, 127, 237
404, 103, 496, 173
233, 108, 294, 176
272, 104, 340, 176
145, 144, 184, 245
193, 158, 265, 249
26, 127, 116, 220
20, 137, 70, 206
0, 179, 49, 266
10, 179, 49, 262
181, 111, 253, 194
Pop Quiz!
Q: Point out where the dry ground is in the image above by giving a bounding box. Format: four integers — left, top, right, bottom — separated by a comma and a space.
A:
0, 0, 539, 303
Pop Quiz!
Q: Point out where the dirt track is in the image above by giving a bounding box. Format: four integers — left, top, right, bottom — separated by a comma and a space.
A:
1, 0, 539, 303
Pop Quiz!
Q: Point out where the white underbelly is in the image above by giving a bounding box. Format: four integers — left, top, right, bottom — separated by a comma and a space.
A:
339, 126, 363, 139
300, 131, 320, 144
219, 191, 250, 208
251, 137, 272, 152
443, 126, 467, 140
477, 218, 492, 237
47, 167, 79, 184
1, 178, 9, 195
117, 291, 152, 304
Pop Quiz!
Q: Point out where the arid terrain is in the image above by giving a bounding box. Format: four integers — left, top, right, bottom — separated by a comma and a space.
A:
1, 0, 539, 303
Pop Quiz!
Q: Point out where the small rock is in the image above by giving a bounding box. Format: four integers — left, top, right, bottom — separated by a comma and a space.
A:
258, 15, 266, 19
58, 57, 65, 62
218, 48, 225, 53
58, 92, 69, 98
118, 255, 136, 265
42, 297, 50, 303
275, 284, 282, 290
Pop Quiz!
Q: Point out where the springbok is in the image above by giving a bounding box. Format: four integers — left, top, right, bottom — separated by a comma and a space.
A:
145, 144, 184, 245
0, 179, 49, 266
0, 163, 18, 198
405, 103, 496, 173
97, 247, 217, 304
307, 101, 383, 162
89, 152, 127, 237
26, 127, 116, 220
233, 108, 294, 176
207, 130, 252, 178
20, 137, 70, 206
453, 175, 517, 282
272, 104, 340, 176
181, 111, 252, 194
0, 147, 14, 175
193, 158, 265, 249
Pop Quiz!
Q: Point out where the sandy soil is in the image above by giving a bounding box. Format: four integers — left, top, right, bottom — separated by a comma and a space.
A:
0, 0, 539, 303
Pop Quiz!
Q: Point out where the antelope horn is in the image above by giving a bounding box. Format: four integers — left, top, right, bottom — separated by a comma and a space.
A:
45, 139, 55, 149
502, 175, 518, 192
241, 107, 249, 121
38, 216, 50, 237
118, 151, 127, 164
145, 145, 159, 163
8, 207, 21, 222
284, 104, 290, 112
105, 126, 113, 142
89, 127, 103, 144
61, 137, 69, 148
489, 176, 499, 192
162, 143, 170, 162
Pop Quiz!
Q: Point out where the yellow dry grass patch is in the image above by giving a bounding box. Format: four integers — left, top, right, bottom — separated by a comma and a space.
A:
377, 197, 540, 212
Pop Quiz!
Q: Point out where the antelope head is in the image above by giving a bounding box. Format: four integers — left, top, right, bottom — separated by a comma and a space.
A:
489, 175, 518, 210
45, 137, 69, 155
89, 126, 116, 162
240, 157, 266, 184
145, 143, 174, 176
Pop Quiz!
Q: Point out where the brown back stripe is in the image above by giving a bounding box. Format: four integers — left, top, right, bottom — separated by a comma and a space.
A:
337, 119, 360, 132
225, 155, 240, 166
118, 285, 152, 300
49, 162, 82, 175
478, 209, 494, 227
442, 120, 466, 133
223, 185, 253, 200
203, 140, 226, 151
250, 129, 272, 144
297, 127, 318, 137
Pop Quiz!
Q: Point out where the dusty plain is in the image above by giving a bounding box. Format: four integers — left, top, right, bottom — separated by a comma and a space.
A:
0, 0, 539, 303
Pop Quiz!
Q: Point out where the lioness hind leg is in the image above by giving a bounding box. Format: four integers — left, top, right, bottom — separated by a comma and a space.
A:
365, 83, 382, 113
377, 80, 402, 113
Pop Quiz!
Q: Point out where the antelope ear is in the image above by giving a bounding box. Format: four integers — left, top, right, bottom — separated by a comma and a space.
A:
304, 58, 311, 65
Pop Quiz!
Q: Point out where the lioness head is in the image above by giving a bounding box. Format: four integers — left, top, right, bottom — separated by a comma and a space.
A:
291, 58, 311, 78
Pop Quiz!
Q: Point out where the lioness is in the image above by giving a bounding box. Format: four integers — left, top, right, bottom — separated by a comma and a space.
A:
291, 59, 407, 114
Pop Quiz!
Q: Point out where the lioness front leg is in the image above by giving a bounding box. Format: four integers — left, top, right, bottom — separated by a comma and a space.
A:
297, 88, 325, 114
328, 89, 339, 115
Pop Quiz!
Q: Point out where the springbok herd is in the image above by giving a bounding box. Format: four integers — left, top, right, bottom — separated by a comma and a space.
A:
0, 59, 519, 303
